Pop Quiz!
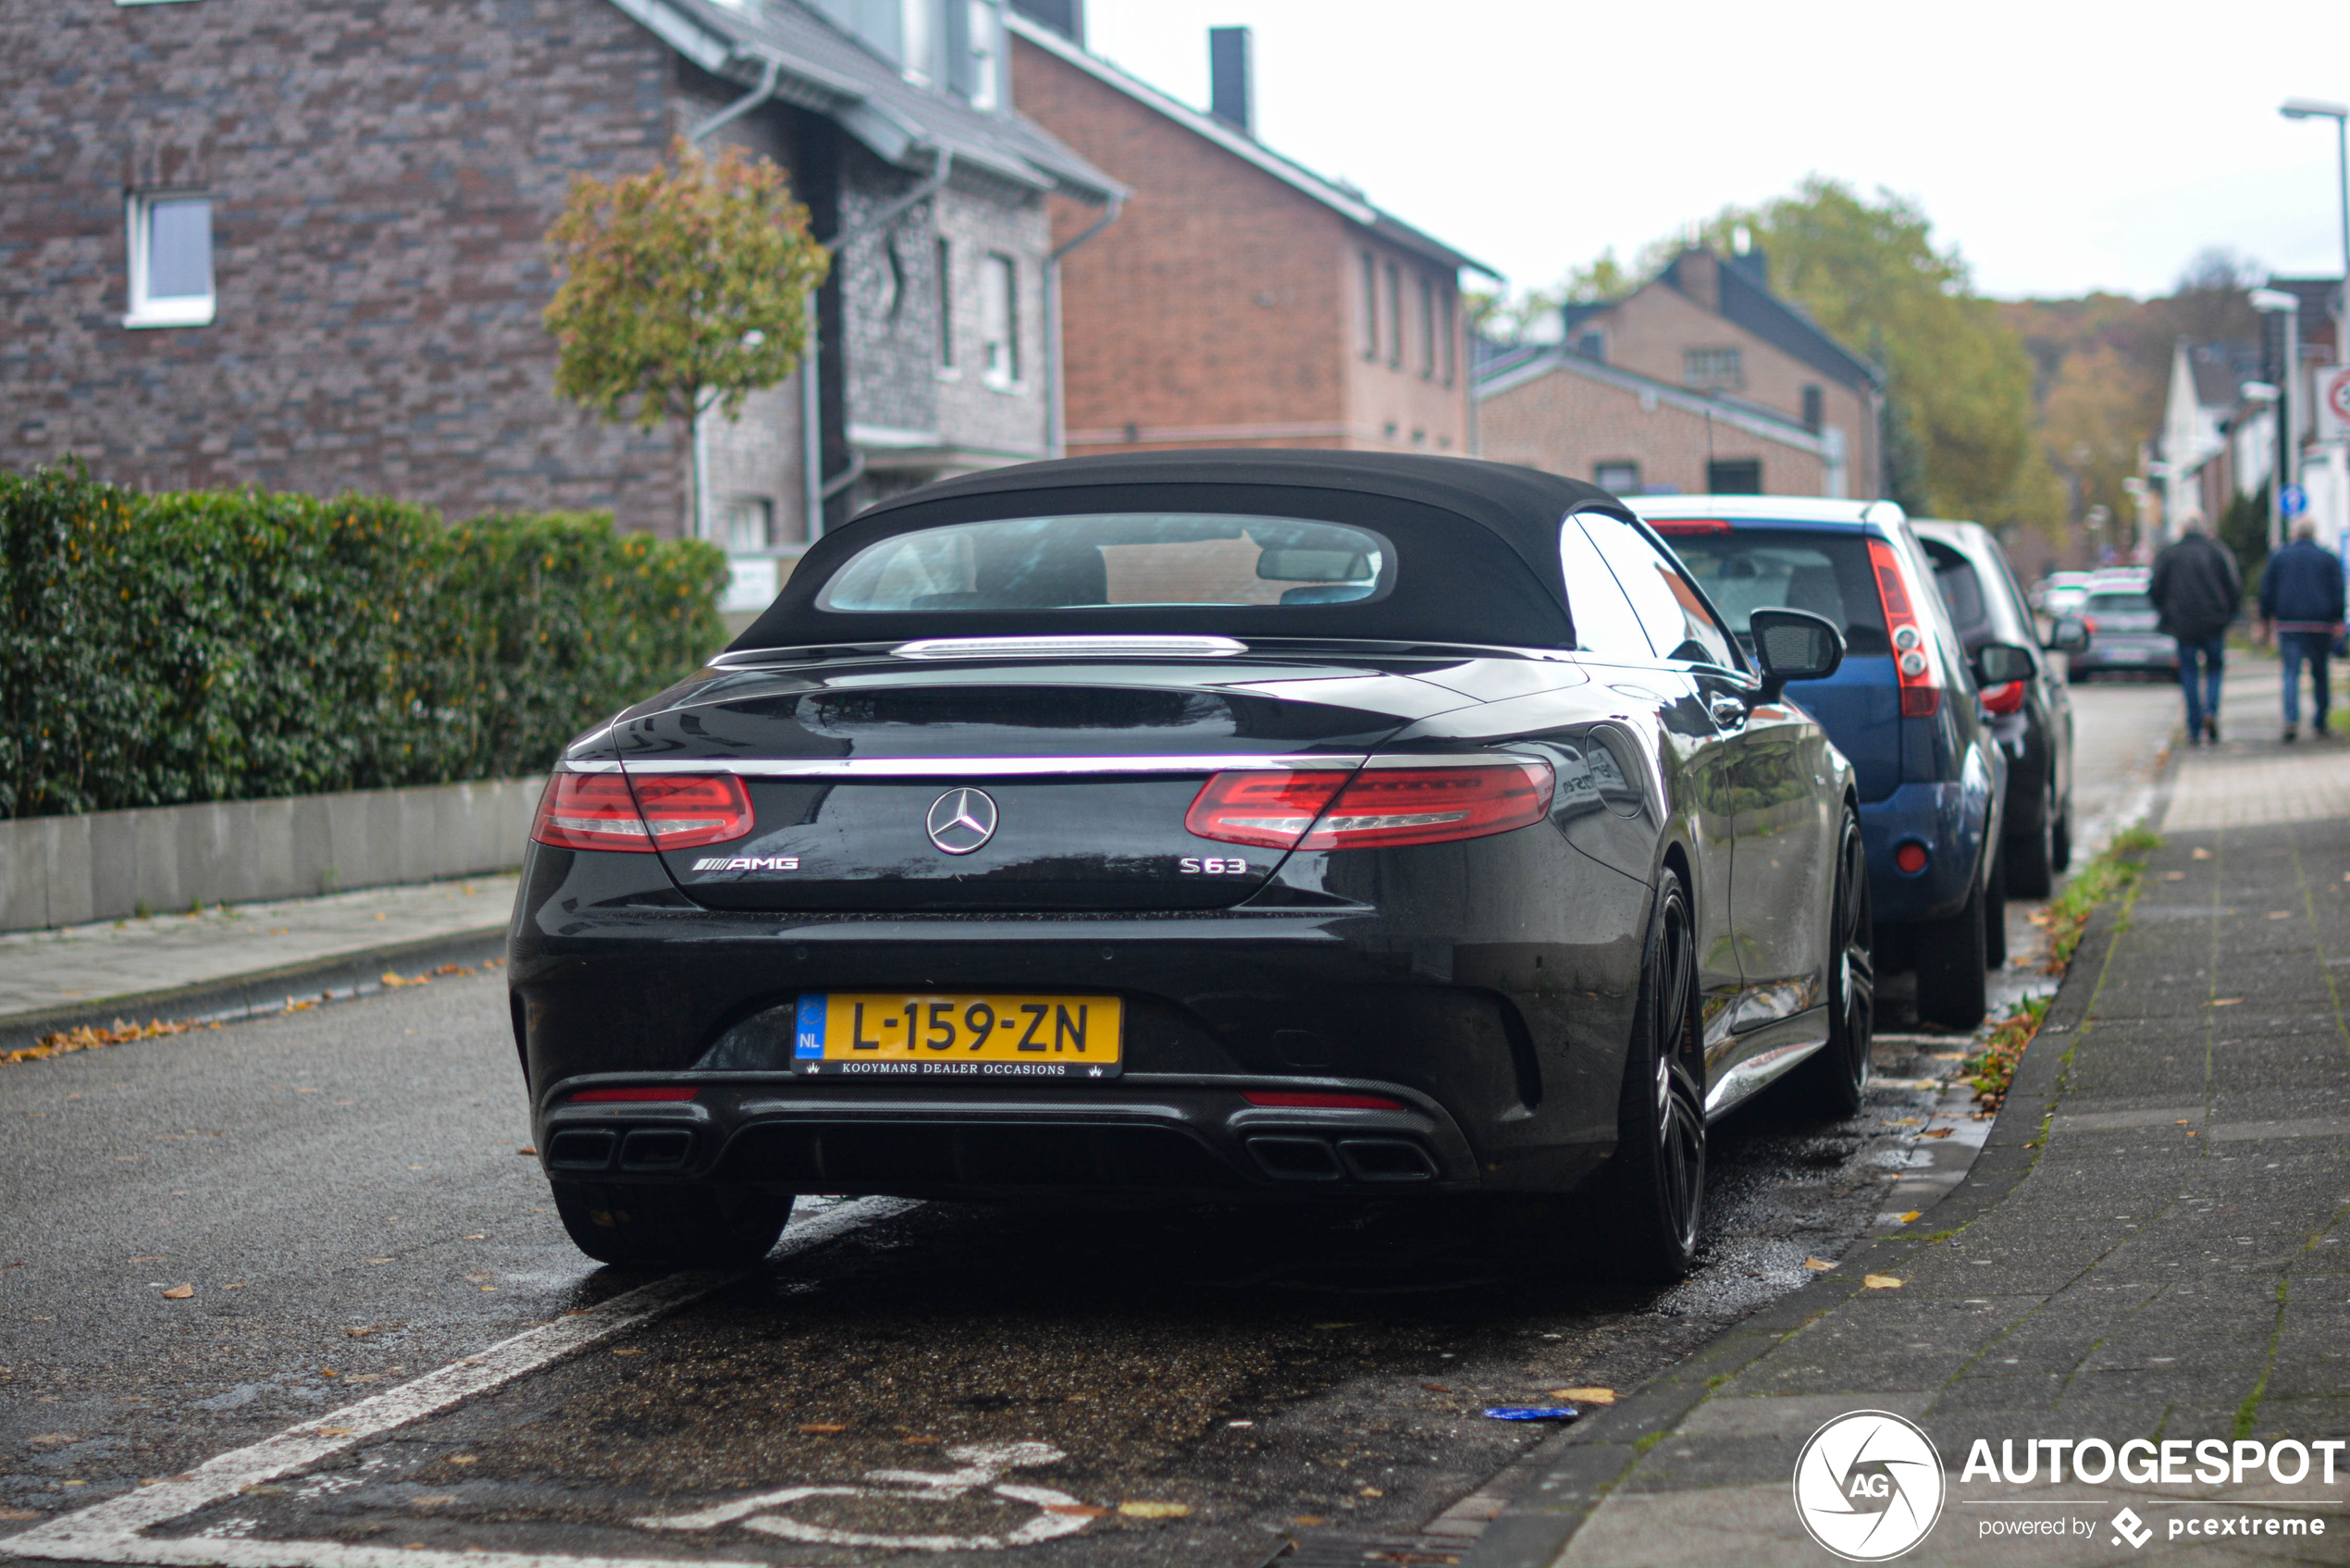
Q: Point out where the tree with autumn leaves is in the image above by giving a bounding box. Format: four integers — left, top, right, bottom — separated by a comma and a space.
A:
542, 140, 830, 530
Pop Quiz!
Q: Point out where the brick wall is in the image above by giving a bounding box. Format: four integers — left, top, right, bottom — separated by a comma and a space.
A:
0, 0, 696, 533
1015, 35, 1466, 456
1478, 361, 1826, 498
931, 179, 1053, 460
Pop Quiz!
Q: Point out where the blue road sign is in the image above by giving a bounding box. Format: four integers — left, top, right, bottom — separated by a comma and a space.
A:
2282, 484, 2309, 518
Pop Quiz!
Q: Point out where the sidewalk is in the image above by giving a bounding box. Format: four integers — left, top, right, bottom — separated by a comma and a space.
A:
1467, 730, 2350, 1564
0, 873, 516, 1053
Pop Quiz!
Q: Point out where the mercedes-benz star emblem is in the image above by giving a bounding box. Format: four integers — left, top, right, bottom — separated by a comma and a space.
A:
925, 787, 998, 855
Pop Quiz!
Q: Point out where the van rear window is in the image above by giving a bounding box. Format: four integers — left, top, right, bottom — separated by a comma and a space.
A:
1662, 530, 1891, 657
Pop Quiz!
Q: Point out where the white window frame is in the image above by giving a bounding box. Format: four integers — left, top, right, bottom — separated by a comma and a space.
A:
124, 191, 216, 328
979, 251, 1020, 390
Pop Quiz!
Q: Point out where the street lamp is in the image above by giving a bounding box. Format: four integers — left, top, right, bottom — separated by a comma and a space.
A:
2280, 98, 2350, 346
2252, 287, 2302, 549
2242, 380, 2282, 550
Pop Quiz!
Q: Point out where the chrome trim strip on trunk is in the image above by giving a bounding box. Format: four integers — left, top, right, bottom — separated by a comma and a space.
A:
892, 635, 1249, 660
614, 753, 1369, 778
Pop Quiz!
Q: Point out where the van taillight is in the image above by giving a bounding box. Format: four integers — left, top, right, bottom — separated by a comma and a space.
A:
529, 772, 753, 853
1982, 680, 2026, 716
1187, 759, 1553, 852
1869, 539, 1942, 719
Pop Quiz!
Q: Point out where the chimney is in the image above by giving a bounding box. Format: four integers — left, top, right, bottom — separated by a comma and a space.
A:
1676, 248, 1720, 314
1208, 27, 1253, 135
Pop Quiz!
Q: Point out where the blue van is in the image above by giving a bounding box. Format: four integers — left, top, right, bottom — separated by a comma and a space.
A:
1626, 498, 2023, 1028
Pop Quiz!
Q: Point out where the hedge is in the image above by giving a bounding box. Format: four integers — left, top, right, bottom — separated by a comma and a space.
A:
0, 463, 728, 820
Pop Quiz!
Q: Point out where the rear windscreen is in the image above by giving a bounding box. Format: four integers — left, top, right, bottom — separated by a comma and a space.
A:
1661, 529, 1891, 657
2085, 593, 2154, 615
816, 514, 1391, 612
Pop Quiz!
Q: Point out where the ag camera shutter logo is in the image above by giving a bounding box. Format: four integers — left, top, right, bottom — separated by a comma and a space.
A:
1792, 1410, 1946, 1561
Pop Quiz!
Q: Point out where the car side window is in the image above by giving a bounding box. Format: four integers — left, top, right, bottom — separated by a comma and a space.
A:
1577, 514, 1742, 671
1558, 517, 1653, 659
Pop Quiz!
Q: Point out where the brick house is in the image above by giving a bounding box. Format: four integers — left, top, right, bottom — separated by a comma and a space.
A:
1475, 344, 1832, 500
0, 0, 1114, 599
1478, 246, 1884, 499
1005, 8, 1491, 457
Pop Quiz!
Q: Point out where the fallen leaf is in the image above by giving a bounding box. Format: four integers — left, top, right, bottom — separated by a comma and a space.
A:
343, 1327, 376, 1339
463, 1235, 486, 1241
1118, 1501, 1191, 1520
226, 1283, 245, 1290
1922, 1129, 1953, 1139
1422, 1383, 1452, 1393
2163, 871, 2185, 880
1312, 1321, 1355, 1330
446, 1456, 477, 1466
796, 1423, 847, 1434
1898, 1211, 1923, 1224
1045, 1504, 1110, 1519
29, 1435, 76, 1446
1862, 1275, 1903, 1290
315, 1428, 355, 1438
366, 1259, 392, 1266
2213, 998, 2245, 1006
320, 1369, 338, 1378
611, 1348, 643, 1356
2176, 1119, 2191, 1125
2192, 847, 2212, 858
2267, 911, 2293, 920
1292, 1515, 1327, 1527
0, 1509, 43, 1521
516, 1147, 537, 1156
900, 1435, 939, 1445
1886, 1117, 1921, 1127
160, 1284, 193, 1300
1549, 1387, 1616, 1404
1358, 1486, 1383, 1498
1802, 1257, 1835, 1271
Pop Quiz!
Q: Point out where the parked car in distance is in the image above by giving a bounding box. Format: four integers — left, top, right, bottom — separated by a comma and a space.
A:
511, 452, 1872, 1282
2071, 577, 2176, 683
2035, 571, 2092, 620
1911, 521, 2089, 898
1630, 496, 2028, 1029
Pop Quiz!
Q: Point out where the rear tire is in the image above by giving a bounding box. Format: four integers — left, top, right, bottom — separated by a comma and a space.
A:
1914, 874, 1989, 1030
1593, 869, 1706, 1282
1786, 809, 1874, 1119
552, 1180, 793, 1267
2006, 784, 2056, 898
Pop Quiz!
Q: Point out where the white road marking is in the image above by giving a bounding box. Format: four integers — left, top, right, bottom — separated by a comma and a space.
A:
638, 1442, 1095, 1552
3, 1197, 911, 1568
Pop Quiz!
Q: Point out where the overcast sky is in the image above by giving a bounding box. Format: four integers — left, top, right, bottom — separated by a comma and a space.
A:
1082, 0, 2350, 302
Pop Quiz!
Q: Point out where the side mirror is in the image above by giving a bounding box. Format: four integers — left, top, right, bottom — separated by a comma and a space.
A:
1974, 641, 2036, 685
1749, 608, 1845, 703
2043, 616, 2089, 654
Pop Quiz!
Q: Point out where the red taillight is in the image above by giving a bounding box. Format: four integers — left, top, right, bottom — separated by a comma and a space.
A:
1182, 769, 1351, 849
1869, 539, 1942, 719
1243, 1091, 1407, 1110
2082, 617, 2098, 635
529, 772, 753, 853
568, 1087, 698, 1104
1894, 842, 1929, 874
1982, 679, 2026, 716
1186, 760, 1553, 852
1652, 519, 1732, 535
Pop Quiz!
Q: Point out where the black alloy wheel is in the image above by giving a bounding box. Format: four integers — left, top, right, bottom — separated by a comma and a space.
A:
1915, 868, 1989, 1030
1599, 869, 1707, 1281
2006, 775, 2058, 898
551, 1180, 795, 1267
1787, 809, 1874, 1118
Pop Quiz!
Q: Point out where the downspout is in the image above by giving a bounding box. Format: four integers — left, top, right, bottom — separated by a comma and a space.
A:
802, 143, 955, 540
1043, 191, 1124, 458
686, 54, 785, 545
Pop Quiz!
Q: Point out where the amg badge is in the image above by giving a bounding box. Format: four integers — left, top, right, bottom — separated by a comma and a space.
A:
690, 855, 799, 872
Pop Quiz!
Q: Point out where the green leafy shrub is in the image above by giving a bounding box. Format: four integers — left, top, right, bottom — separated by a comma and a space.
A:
0, 463, 725, 819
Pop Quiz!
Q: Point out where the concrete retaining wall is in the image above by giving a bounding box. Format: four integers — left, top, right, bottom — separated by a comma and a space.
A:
0, 777, 546, 932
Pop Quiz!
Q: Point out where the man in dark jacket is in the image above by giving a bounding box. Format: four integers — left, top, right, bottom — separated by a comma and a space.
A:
2148, 513, 2243, 745
2258, 518, 2347, 741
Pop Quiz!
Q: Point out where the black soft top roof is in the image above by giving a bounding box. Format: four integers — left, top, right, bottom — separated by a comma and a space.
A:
733, 451, 1629, 653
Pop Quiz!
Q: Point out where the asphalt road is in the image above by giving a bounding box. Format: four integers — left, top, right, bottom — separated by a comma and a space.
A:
0, 684, 2183, 1568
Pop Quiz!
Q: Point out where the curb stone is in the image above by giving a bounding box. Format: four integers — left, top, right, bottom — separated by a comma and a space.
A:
1449, 892, 2137, 1568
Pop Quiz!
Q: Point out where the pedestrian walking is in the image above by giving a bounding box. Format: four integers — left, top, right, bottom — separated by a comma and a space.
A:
2147, 512, 2242, 745
2257, 518, 2348, 741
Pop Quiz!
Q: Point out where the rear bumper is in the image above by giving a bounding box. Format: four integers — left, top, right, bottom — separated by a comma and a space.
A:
1860, 780, 1989, 926
532, 1077, 1489, 1200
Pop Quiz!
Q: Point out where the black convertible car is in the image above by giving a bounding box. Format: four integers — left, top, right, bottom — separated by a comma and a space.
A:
510, 452, 1869, 1280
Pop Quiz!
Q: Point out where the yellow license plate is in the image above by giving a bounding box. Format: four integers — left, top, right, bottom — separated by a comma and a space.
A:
791, 994, 1124, 1080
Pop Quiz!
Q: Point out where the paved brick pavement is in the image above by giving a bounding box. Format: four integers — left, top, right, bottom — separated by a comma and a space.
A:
1466, 724, 2350, 1565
